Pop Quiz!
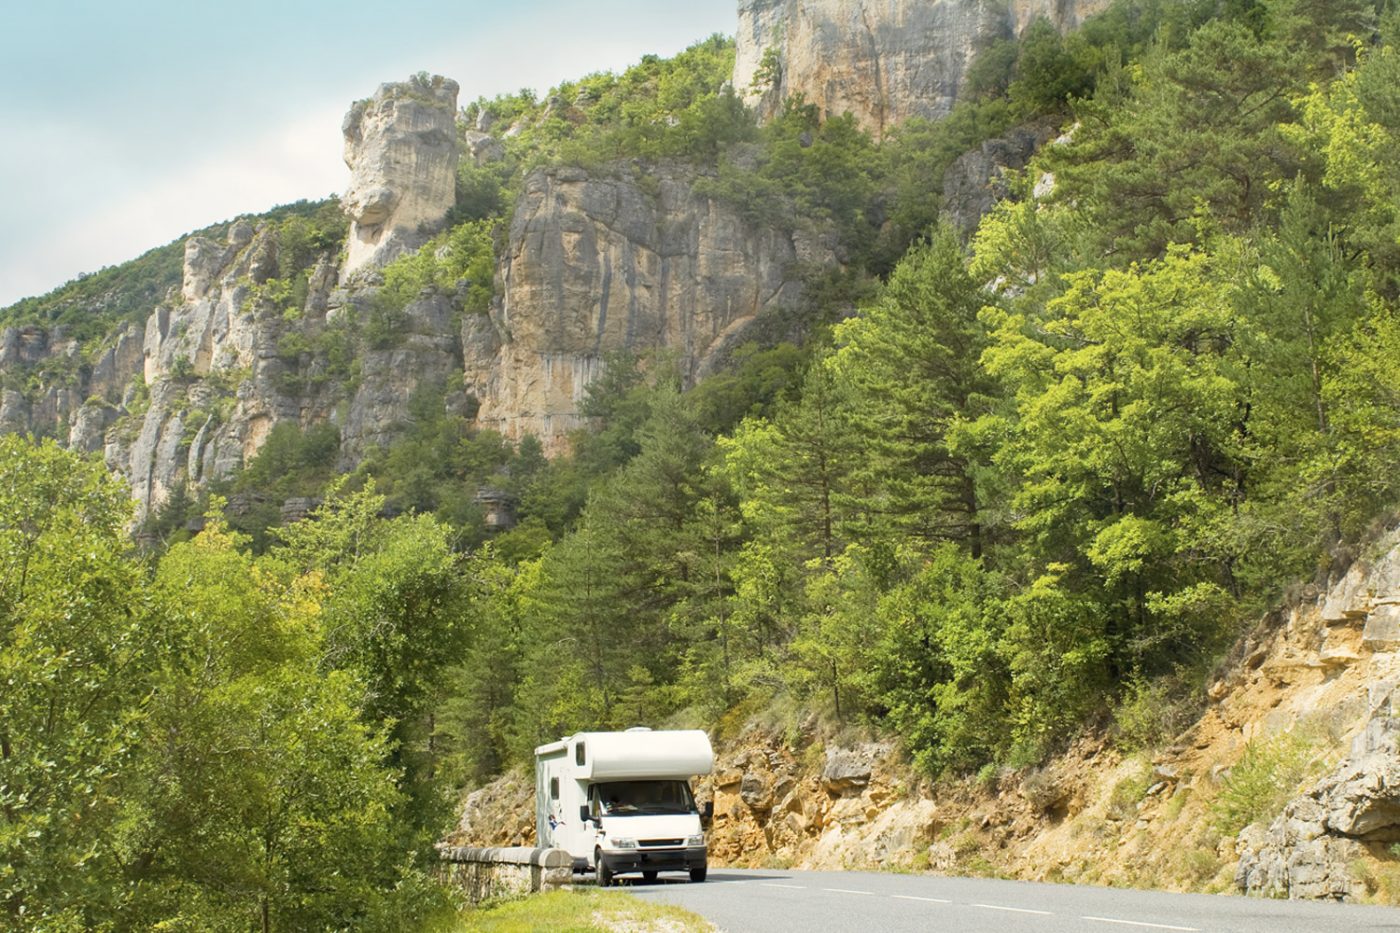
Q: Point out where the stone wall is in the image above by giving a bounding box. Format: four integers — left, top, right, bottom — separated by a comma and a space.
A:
438, 846, 572, 902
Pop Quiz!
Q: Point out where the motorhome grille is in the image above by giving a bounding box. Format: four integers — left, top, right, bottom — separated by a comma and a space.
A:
639, 838, 684, 848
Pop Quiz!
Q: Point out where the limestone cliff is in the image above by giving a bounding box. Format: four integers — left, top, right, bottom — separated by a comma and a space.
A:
342, 75, 459, 275
733, 0, 1112, 136
465, 163, 829, 452
0, 100, 473, 523
0, 78, 824, 515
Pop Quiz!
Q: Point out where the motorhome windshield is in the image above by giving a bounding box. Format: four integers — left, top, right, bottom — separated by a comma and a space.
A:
594, 780, 695, 816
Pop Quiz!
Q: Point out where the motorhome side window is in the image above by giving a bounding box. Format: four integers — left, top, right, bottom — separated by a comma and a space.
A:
550, 777, 559, 800
575, 742, 586, 765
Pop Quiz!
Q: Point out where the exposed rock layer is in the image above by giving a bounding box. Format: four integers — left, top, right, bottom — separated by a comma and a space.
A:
941, 121, 1057, 234
733, 0, 1112, 136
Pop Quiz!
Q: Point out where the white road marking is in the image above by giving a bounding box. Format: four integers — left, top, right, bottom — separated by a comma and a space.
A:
759, 883, 806, 890
1083, 918, 1199, 932
892, 894, 953, 904
972, 904, 1054, 916
822, 887, 874, 895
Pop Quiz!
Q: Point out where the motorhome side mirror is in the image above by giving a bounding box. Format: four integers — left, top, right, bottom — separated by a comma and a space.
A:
701, 801, 714, 821
580, 805, 591, 824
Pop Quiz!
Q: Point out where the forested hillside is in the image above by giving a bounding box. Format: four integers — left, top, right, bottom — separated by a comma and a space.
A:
7, 0, 1400, 927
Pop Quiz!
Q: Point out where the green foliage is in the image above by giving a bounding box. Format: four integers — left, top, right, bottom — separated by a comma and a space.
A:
378, 219, 496, 315
1049, 18, 1299, 258
0, 438, 152, 926
982, 246, 1249, 678
466, 35, 750, 168
695, 102, 878, 255
1285, 39, 1400, 295
245, 427, 332, 494
128, 520, 435, 929
868, 545, 1009, 775
833, 225, 998, 554
512, 386, 714, 747
1114, 672, 1204, 751
687, 341, 809, 435
248, 199, 349, 318
436, 555, 538, 785
0, 440, 460, 929
275, 484, 472, 828
1266, 0, 1379, 78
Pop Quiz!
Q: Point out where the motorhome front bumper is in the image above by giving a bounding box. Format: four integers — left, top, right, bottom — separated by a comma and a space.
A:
599, 845, 706, 874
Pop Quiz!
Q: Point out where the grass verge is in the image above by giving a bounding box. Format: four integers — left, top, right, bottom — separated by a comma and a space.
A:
451, 888, 715, 932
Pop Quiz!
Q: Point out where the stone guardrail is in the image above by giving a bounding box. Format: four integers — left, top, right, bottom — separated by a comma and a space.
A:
438, 845, 573, 902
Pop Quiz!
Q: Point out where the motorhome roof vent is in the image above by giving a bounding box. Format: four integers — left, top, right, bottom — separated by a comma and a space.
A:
626, 726, 652, 732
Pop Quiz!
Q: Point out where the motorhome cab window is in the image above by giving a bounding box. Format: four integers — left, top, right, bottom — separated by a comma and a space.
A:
550, 777, 559, 800
593, 780, 696, 815
575, 742, 586, 766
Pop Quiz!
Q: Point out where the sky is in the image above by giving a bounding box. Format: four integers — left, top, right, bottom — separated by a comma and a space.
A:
0, 0, 737, 308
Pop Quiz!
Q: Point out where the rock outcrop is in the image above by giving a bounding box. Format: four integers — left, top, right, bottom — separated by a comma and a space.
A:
342, 75, 459, 275
466, 163, 828, 452
941, 121, 1057, 234
0, 80, 823, 513
1234, 717, 1394, 901
1233, 535, 1400, 900
733, 0, 1112, 136
455, 769, 535, 848
118, 223, 339, 517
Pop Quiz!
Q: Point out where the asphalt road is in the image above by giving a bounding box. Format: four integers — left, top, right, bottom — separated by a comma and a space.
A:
618, 868, 1400, 932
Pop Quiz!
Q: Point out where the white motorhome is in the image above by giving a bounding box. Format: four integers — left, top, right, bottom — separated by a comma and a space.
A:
535, 728, 714, 886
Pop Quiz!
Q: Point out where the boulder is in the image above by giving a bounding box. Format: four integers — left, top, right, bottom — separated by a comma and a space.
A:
1363, 605, 1400, 650
822, 744, 886, 794
463, 130, 504, 166
740, 771, 775, 810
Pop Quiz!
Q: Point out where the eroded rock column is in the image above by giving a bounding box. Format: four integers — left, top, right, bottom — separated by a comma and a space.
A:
341, 74, 459, 276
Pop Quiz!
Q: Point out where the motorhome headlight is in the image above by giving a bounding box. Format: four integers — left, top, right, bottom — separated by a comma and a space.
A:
686, 833, 706, 847
609, 837, 637, 850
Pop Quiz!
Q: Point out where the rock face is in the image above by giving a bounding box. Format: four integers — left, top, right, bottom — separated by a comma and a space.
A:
466, 164, 826, 452
733, 0, 1111, 136
1235, 714, 1400, 900
454, 769, 535, 848
120, 224, 337, 517
0, 92, 820, 515
941, 121, 1057, 234
342, 75, 459, 275
1234, 535, 1400, 901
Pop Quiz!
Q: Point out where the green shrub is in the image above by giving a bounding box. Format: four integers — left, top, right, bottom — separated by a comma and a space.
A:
377, 219, 496, 315
1210, 729, 1334, 835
